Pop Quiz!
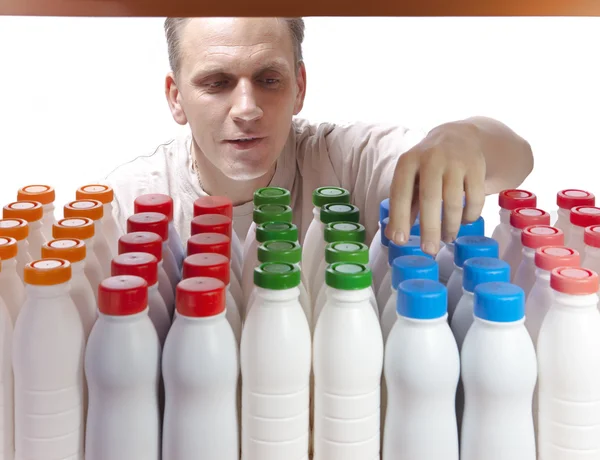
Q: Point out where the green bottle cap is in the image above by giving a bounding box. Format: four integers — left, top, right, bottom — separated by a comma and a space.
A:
325, 242, 369, 264
253, 187, 291, 207
320, 203, 360, 225
324, 222, 366, 243
254, 262, 301, 290
325, 262, 372, 290
253, 204, 293, 225
257, 240, 301, 264
256, 222, 298, 243
312, 187, 350, 208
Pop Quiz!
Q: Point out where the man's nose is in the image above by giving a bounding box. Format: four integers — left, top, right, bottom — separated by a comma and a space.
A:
230, 80, 263, 123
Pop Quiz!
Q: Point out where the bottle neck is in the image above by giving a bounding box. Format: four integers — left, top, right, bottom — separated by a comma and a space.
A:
26, 282, 71, 299
99, 307, 150, 323
534, 267, 551, 282
552, 291, 599, 310
499, 208, 511, 224
176, 310, 226, 324
254, 286, 301, 305
521, 246, 535, 261
327, 286, 372, 303
398, 313, 448, 326
474, 315, 525, 329
0, 257, 17, 272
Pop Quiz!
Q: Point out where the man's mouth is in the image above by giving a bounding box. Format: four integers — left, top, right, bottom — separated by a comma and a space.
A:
226, 137, 264, 149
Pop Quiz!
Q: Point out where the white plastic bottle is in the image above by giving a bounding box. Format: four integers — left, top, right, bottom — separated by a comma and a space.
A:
0, 237, 26, 326
17, 184, 56, 241
134, 193, 185, 272
85, 275, 160, 460
241, 262, 311, 460
513, 224, 564, 297
537, 266, 600, 459
566, 205, 600, 255
369, 198, 389, 280
461, 281, 537, 460
111, 252, 171, 348
0, 218, 33, 283
0, 260, 14, 460
582, 225, 600, 273
163, 276, 239, 460
313, 262, 383, 460
3, 200, 46, 260
553, 189, 595, 242
491, 189, 537, 259
446, 235, 499, 322
371, 217, 391, 296
13, 258, 85, 460
383, 279, 459, 460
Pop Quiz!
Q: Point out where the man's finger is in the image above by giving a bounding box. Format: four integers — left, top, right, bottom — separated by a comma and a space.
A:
463, 162, 486, 223
442, 168, 466, 243
387, 151, 419, 244
418, 157, 444, 255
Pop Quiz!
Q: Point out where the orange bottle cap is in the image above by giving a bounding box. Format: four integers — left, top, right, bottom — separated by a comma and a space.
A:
3, 201, 43, 223
0, 237, 18, 260
17, 185, 56, 205
24, 258, 72, 286
52, 217, 95, 240
76, 184, 114, 204
64, 199, 104, 221
41, 238, 86, 263
0, 218, 29, 241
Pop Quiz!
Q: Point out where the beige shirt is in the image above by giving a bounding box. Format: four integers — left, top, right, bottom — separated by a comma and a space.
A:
102, 117, 424, 247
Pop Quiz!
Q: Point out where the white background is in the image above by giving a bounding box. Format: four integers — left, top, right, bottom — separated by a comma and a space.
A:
1, 16, 599, 234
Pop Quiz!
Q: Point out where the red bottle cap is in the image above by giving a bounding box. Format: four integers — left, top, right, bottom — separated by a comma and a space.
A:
111, 252, 159, 286
534, 246, 580, 272
521, 225, 564, 249
193, 196, 233, 219
584, 225, 600, 249
510, 207, 551, 230
134, 194, 174, 221
557, 189, 595, 210
550, 266, 599, 296
98, 275, 148, 316
186, 233, 231, 258
499, 189, 537, 211
190, 214, 232, 238
182, 253, 230, 285
118, 232, 163, 261
176, 277, 226, 317
570, 206, 600, 228
127, 212, 169, 241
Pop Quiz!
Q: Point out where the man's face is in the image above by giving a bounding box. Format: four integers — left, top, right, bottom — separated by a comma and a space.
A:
169, 18, 306, 181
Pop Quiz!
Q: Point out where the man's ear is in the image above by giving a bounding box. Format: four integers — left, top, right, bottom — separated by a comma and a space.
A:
165, 71, 188, 125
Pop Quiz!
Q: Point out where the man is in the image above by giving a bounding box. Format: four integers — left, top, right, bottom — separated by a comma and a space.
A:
103, 17, 533, 256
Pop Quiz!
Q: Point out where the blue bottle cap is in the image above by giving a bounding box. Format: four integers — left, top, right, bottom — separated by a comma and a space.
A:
388, 236, 433, 265
397, 279, 448, 320
457, 216, 485, 238
392, 255, 439, 289
380, 217, 390, 247
454, 235, 499, 268
474, 282, 525, 323
410, 217, 420, 236
379, 198, 390, 223
463, 257, 511, 292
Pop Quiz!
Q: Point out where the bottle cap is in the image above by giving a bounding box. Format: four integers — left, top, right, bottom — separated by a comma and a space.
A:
557, 189, 595, 210
52, 217, 95, 240
391, 255, 439, 289
510, 207, 551, 230
257, 241, 301, 264
550, 266, 599, 295
380, 217, 390, 247
190, 214, 232, 238
24, 258, 72, 286
325, 262, 372, 290
111, 252, 159, 286
584, 225, 600, 249
521, 225, 564, 249
193, 196, 233, 219
41, 238, 86, 264
3, 201, 43, 222
64, 199, 104, 221
127, 212, 169, 241
312, 187, 350, 208
256, 222, 298, 243
98, 275, 148, 315
0, 237, 18, 260
396, 279, 447, 319
474, 282, 525, 322
0, 218, 29, 241
76, 184, 114, 204
118, 231, 163, 261
498, 189, 537, 210
254, 262, 301, 290
534, 246, 580, 272
134, 193, 174, 221
17, 185, 55, 205
253, 204, 293, 225
379, 198, 390, 223
182, 253, 230, 285
454, 236, 499, 268
325, 242, 369, 264
320, 203, 360, 225
388, 236, 431, 265
253, 187, 291, 207
457, 216, 485, 238
463, 257, 511, 293
324, 222, 366, 244
176, 277, 226, 317
187, 233, 231, 258
570, 206, 600, 228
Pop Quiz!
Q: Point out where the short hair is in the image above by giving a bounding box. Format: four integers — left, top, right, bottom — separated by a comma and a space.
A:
164, 17, 305, 76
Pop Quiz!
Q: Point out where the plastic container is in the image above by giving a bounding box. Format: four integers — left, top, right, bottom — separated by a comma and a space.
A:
369, 198, 390, 284
17, 185, 56, 241
553, 189, 595, 242
0, 237, 25, 325
567, 205, 600, 255
3, 200, 46, 260
371, 217, 391, 296
0, 218, 32, 283
492, 190, 537, 258
0, 259, 14, 460
582, 225, 600, 274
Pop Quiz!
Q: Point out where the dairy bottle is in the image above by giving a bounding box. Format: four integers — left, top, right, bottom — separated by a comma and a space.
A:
553, 189, 595, 242
446, 235, 499, 321
13, 258, 85, 460
0, 237, 25, 325
0, 262, 14, 460
369, 198, 390, 284
491, 189, 537, 258
76, 184, 123, 257
436, 216, 485, 286
371, 217, 391, 296
461, 281, 537, 460
513, 225, 564, 297
182, 253, 242, 346
582, 224, 600, 273
52, 217, 104, 300
85, 275, 160, 460
566, 205, 600, 255
111, 252, 171, 347
241, 262, 311, 460
3, 200, 46, 260
134, 193, 185, 271
383, 279, 459, 460
537, 266, 600, 460
313, 262, 383, 460
162, 276, 239, 460
17, 185, 56, 241
118, 231, 175, 317
0, 218, 32, 283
